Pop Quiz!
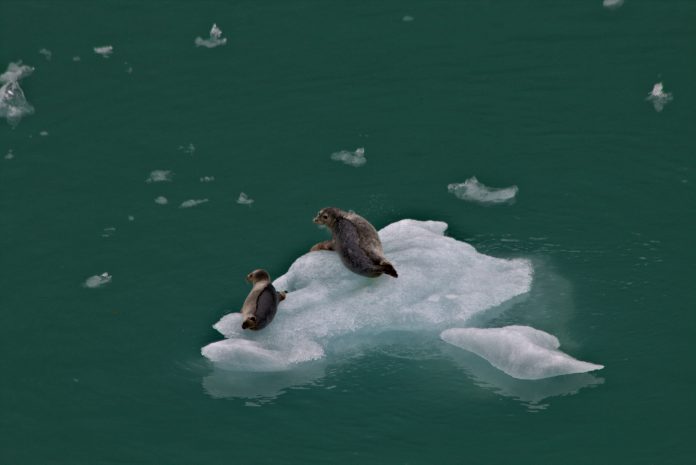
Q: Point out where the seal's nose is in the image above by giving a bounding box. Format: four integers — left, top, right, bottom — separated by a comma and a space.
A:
313, 216, 320, 224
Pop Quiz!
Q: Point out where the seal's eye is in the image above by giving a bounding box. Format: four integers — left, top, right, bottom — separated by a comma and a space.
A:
322, 214, 328, 219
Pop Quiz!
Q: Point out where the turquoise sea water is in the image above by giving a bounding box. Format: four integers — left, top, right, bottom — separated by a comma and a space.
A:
2, 1, 695, 464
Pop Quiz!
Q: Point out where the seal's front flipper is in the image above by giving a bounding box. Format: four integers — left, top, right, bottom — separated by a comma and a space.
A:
278, 290, 288, 302
310, 240, 335, 252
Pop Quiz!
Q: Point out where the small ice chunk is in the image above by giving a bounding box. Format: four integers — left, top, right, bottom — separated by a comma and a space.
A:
402, 15, 414, 22
178, 143, 196, 155
441, 326, 604, 380
237, 192, 254, 205
72, 56, 81, 62
125, 63, 133, 74
154, 196, 168, 205
128, 215, 135, 221
646, 82, 672, 112
145, 170, 173, 183
200, 176, 215, 182
1, 80, 35, 127
84, 272, 112, 289
180, 198, 209, 208
330, 147, 366, 167
39, 48, 52, 61
93, 45, 114, 58
0, 62, 34, 83
101, 226, 116, 238
602, 0, 624, 9
447, 177, 518, 205
39, 130, 48, 136
195, 24, 228, 48
4, 149, 14, 160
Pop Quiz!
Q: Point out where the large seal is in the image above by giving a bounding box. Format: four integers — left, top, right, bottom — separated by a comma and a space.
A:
240, 269, 286, 330
310, 207, 398, 278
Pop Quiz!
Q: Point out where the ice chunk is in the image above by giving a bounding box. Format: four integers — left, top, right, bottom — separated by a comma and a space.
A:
330, 147, 366, 167
237, 192, 254, 205
440, 326, 603, 380
180, 198, 209, 208
603, 0, 624, 9
39, 130, 48, 136
0, 62, 34, 83
202, 219, 533, 372
38, 48, 52, 61
1, 80, 35, 127
447, 177, 518, 205
128, 215, 135, 221
84, 272, 112, 288
72, 56, 81, 62
402, 15, 414, 22
646, 82, 672, 112
154, 196, 168, 205
4, 149, 14, 160
179, 143, 196, 155
93, 45, 113, 58
195, 24, 228, 48
145, 170, 173, 183
200, 176, 215, 183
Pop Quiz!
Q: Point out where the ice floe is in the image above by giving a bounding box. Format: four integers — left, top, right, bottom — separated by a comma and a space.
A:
603, 0, 624, 9
39, 130, 48, 137
38, 48, 52, 61
402, 15, 414, 22
72, 56, 81, 62
180, 198, 209, 208
84, 272, 112, 289
93, 45, 114, 58
4, 149, 14, 160
145, 170, 173, 183
179, 143, 196, 155
440, 326, 603, 380
330, 147, 366, 167
195, 24, 227, 48
154, 196, 168, 205
447, 177, 518, 205
200, 176, 215, 183
202, 220, 533, 372
0, 62, 35, 126
646, 82, 672, 112
236, 192, 254, 205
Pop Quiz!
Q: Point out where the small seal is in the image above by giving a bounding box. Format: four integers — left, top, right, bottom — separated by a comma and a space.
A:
240, 269, 286, 330
310, 207, 398, 278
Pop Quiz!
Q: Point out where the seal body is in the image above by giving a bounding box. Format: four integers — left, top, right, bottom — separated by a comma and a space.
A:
240, 269, 286, 331
311, 207, 398, 278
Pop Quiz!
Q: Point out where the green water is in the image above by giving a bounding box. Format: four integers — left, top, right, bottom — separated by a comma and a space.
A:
2, 1, 695, 464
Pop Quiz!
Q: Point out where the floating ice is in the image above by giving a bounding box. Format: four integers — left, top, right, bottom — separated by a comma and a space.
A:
38, 48, 52, 61
4, 149, 14, 160
101, 226, 116, 238
39, 130, 48, 137
200, 176, 215, 183
84, 272, 112, 289
448, 177, 518, 205
441, 326, 603, 380
72, 56, 81, 62
195, 24, 227, 48
180, 198, 209, 208
145, 170, 173, 183
202, 220, 533, 372
402, 15, 414, 22
330, 147, 366, 167
646, 82, 672, 112
154, 196, 168, 205
0, 62, 35, 127
237, 192, 254, 205
93, 45, 114, 58
128, 215, 135, 221
0, 62, 34, 83
603, 0, 624, 9
179, 143, 196, 155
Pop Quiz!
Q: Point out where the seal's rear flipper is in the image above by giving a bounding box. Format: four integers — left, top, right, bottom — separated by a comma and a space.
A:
380, 262, 398, 278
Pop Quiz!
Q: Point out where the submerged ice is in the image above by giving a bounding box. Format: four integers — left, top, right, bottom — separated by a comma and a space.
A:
448, 177, 518, 205
0, 62, 35, 126
202, 220, 533, 371
441, 326, 603, 380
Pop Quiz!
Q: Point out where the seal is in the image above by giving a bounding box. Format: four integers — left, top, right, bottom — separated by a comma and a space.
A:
310, 207, 398, 278
240, 269, 287, 330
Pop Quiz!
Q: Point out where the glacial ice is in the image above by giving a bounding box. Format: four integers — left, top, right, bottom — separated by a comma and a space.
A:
84, 272, 112, 288
195, 24, 227, 48
154, 196, 168, 205
180, 198, 209, 208
93, 45, 114, 58
330, 147, 366, 167
202, 220, 533, 371
646, 82, 672, 112
237, 192, 254, 205
145, 170, 173, 183
1, 62, 35, 127
38, 48, 52, 61
448, 177, 518, 205
603, 0, 624, 10
441, 326, 603, 380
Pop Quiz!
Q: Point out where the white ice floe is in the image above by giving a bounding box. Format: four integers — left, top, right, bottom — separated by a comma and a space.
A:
154, 196, 168, 205
145, 170, 173, 183
4, 149, 14, 160
202, 220, 533, 372
447, 177, 518, 205
1, 62, 35, 127
195, 24, 227, 48
603, 0, 624, 9
38, 48, 52, 61
646, 82, 672, 112
236, 192, 254, 205
330, 147, 366, 167
93, 45, 114, 58
84, 272, 112, 289
200, 176, 215, 182
180, 198, 209, 208
441, 326, 603, 380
